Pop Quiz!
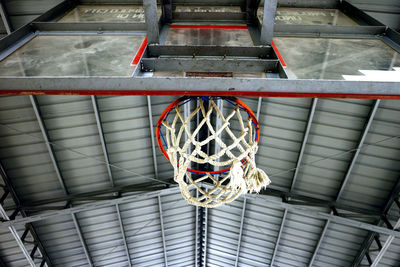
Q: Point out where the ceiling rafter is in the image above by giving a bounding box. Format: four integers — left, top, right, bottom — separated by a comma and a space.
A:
234, 198, 247, 267
147, 96, 160, 181
158, 195, 169, 266
352, 176, 400, 267
0, 162, 53, 267
3, 185, 400, 238
309, 99, 380, 266
30, 95, 95, 267
270, 98, 318, 267
91, 95, 134, 267
0, 0, 12, 34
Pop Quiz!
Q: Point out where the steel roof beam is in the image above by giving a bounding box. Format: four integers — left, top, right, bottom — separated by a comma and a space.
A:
201, 206, 208, 267
0, 162, 53, 267
290, 98, 318, 191
3, 77, 400, 98
0, 204, 36, 267
260, 0, 277, 45
116, 204, 132, 267
352, 176, 400, 266
31, 96, 96, 266
92, 96, 133, 266
161, 0, 172, 23
30, 96, 69, 195
72, 214, 93, 267
4, 185, 400, 238
309, 100, 380, 267
91, 96, 115, 187
270, 98, 317, 266
144, 0, 159, 44
0, 0, 12, 34
12, 183, 390, 219
157, 196, 168, 266
147, 96, 159, 181
195, 190, 199, 267
371, 219, 400, 267
234, 198, 247, 267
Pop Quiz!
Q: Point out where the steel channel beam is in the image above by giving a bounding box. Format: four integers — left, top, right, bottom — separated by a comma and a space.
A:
13, 183, 173, 209
309, 100, 380, 267
291, 98, 318, 191
31, 96, 97, 266
72, 214, 93, 267
143, 0, 159, 44
195, 190, 199, 267
339, 0, 384, 26
246, 0, 260, 21
0, 162, 53, 267
91, 96, 114, 187
116, 204, 133, 266
30, 96, 69, 194
202, 206, 208, 267
1, 77, 400, 98
256, 97, 262, 120
234, 198, 247, 267
260, 0, 277, 45
147, 96, 159, 180
270, 209, 287, 267
92, 97, 132, 266
278, 0, 338, 9
371, 219, 400, 267
3, 185, 400, 239
11, 183, 390, 220
351, 176, 400, 267
337, 100, 380, 200
270, 98, 317, 266
172, 12, 246, 22
381, 29, 400, 54
274, 25, 386, 37
0, 0, 75, 58
260, 0, 278, 45
141, 58, 279, 73
157, 196, 168, 266
147, 45, 272, 58
161, 0, 172, 23
0, 0, 12, 34
0, 204, 36, 267
32, 22, 147, 32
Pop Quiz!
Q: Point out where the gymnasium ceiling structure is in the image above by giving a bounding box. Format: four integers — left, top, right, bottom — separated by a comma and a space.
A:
0, 0, 399, 267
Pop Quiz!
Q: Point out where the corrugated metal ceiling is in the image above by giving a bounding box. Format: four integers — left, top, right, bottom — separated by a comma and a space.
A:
0, 1, 399, 266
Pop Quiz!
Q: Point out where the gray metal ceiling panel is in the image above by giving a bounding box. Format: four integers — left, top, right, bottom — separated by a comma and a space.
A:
274, 212, 326, 267
365, 203, 400, 267
206, 198, 244, 266
238, 197, 284, 266
160, 192, 196, 266
293, 99, 373, 201
250, 97, 312, 191
76, 206, 129, 267
0, 214, 35, 267
118, 196, 166, 267
5, 0, 63, 29
33, 214, 89, 267
313, 223, 369, 267
96, 96, 158, 186
339, 100, 400, 211
0, 96, 65, 203
36, 95, 112, 194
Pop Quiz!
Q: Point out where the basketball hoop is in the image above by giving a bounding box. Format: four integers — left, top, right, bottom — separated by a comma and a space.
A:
157, 96, 270, 207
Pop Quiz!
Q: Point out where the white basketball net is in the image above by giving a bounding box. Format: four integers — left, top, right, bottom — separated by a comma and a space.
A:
160, 97, 271, 207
